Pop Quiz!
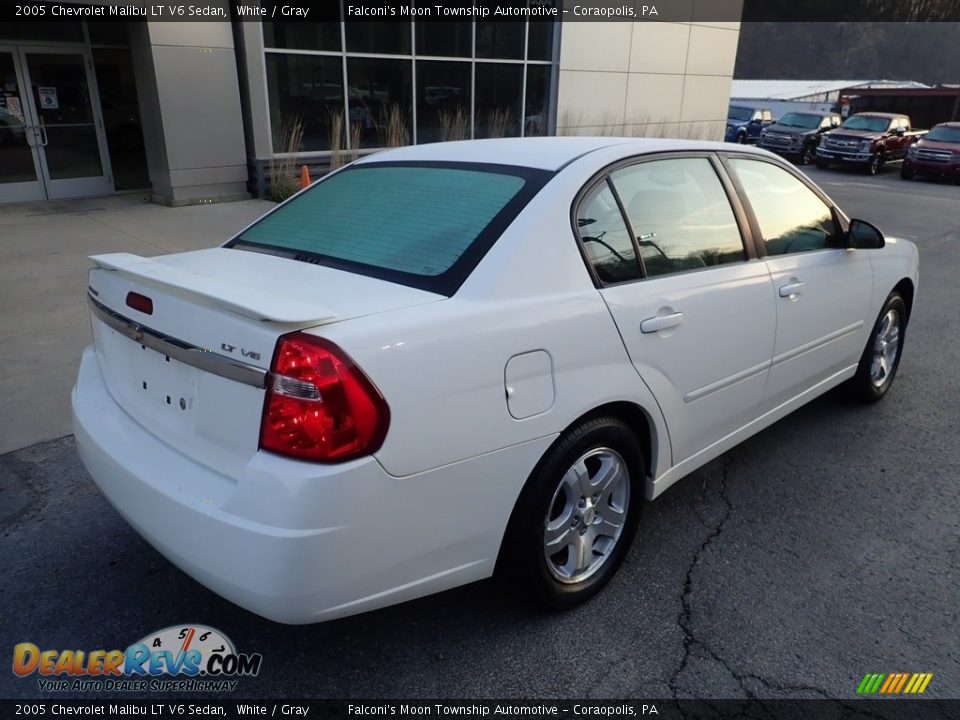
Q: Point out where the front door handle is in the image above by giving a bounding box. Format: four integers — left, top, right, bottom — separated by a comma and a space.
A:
641, 311, 684, 334
779, 281, 805, 298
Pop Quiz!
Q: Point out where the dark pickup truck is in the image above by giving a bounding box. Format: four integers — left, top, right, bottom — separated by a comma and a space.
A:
901, 122, 960, 183
758, 111, 842, 165
816, 112, 927, 175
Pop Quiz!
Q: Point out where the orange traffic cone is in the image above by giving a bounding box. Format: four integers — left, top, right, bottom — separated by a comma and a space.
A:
300, 164, 311, 189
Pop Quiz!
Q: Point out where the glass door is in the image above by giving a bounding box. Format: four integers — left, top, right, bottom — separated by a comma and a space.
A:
19, 47, 114, 200
0, 48, 45, 203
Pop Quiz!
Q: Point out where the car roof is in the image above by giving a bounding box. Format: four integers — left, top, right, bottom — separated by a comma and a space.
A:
933, 121, 960, 128
355, 137, 771, 172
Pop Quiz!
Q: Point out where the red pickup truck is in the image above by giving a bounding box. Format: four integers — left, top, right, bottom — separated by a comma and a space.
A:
901, 122, 960, 183
816, 112, 927, 175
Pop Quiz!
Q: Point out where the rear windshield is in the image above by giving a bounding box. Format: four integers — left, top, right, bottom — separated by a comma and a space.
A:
230, 162, 550, 295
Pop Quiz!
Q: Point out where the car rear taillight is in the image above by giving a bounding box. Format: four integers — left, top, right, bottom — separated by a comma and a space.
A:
259, 332, 389, 462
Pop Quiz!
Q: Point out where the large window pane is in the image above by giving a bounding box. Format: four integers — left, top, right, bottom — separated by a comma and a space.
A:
93, 48, 149, 190
0, 52, 37, 184
611, 158, 746, 278
524, 64, 550, 136
476, 21, 524, 59
728, 159, 838, 256
415, 18, 471, 57
347, 57, 412, 148
263, 20, 341, 51
416, 61, 471, 144
345, 22, 411, 55
528, 18, 555, 60
266, 54, 344, 152
475, 63, 522, 138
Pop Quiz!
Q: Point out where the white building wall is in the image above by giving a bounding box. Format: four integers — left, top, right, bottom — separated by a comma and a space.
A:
556, 20, 741, 141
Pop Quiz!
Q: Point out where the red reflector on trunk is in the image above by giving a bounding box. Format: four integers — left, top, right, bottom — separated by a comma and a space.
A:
126, 292, 153, 315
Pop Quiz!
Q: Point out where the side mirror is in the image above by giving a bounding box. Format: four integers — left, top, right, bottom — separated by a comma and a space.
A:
895, 127, 906, 136
848, 218, 885, 250
749, 117, 762, 125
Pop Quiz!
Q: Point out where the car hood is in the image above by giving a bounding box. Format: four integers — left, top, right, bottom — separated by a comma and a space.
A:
828, 129, 883, 140
726, 118, 749, 126
913, 139, 960, 151
765, 123, 815, 136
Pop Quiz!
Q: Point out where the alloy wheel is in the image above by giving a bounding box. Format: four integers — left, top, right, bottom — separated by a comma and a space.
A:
543, 447, 630, 584
870, 309, 901, 388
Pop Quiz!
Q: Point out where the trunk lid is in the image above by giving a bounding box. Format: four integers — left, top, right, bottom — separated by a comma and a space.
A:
87, 247, 442, 476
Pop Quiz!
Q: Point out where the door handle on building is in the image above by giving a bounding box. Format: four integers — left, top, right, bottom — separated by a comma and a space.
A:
640, 311, 684, 334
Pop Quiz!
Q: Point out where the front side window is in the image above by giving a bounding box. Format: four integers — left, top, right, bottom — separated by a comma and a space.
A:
232, 163, 545, 293
610, 158, 746, 278
728, 158, 839, 256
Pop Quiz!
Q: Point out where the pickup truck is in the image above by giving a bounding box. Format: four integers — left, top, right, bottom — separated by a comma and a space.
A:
816, 112, 927, 175
725, 105, 773, 144
900, 122, 960, 183
758, 111, 842, 165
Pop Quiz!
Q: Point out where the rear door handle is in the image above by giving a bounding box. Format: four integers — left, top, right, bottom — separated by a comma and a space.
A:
641, 312, 684, 334
779, 281, 805, 298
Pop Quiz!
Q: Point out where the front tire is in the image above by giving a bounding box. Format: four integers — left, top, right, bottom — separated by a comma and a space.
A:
800, 145, 815, 165
848, 292, 907, 402
736, 132, 747, 145
867, 154, 883, 176
498, 416, 644, 609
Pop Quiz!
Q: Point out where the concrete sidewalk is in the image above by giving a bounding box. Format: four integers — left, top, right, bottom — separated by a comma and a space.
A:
0, 195, 275, 455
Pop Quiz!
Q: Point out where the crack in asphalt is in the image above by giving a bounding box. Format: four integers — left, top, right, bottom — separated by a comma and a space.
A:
668, 456, 838, 710
668, 456, 735, 702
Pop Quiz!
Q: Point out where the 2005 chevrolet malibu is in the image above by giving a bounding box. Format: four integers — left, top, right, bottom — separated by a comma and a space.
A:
73, 138, 919, 623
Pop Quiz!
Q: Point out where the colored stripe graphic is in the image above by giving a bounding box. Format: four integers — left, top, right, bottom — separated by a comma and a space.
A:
858, 672, 932, 694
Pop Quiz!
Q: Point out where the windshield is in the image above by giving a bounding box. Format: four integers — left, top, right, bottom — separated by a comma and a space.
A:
841, 116, 892, 133
776, 113, 821, 129
925, 126, 960, 143
728, 106, 753, 121
230, 162, 550, 295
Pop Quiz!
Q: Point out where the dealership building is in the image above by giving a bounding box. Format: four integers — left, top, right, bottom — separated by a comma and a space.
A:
0, 7, 741, 205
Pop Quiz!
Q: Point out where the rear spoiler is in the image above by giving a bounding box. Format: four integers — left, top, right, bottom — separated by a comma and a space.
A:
89, 253, 338, 324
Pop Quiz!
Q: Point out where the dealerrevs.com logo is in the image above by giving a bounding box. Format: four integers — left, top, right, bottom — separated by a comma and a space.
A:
13, 625, 262, 693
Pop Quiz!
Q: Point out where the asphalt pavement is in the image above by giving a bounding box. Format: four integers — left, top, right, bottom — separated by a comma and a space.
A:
1, 165, 958, 701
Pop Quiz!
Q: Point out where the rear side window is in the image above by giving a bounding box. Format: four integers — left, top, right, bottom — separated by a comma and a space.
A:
610, 157, 746, 278
230, 162, 549, 295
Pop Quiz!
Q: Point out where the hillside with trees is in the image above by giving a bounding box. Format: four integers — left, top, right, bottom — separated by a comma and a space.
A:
734, 22, 960, 84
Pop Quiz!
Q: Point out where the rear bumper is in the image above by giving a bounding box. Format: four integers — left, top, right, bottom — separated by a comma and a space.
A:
72, 346, 553, 623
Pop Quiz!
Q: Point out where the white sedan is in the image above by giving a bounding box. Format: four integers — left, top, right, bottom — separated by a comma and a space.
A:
72, 138, 918, 623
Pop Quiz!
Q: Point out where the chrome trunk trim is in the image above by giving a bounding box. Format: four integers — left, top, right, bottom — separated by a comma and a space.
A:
88, 292, 268, 389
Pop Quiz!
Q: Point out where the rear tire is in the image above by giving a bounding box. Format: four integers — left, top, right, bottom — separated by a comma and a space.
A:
497, 416, 644, 610
847, 293, 907, 402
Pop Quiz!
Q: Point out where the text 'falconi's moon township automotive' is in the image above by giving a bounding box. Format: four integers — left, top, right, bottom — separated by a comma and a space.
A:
72, 137, 919, 623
